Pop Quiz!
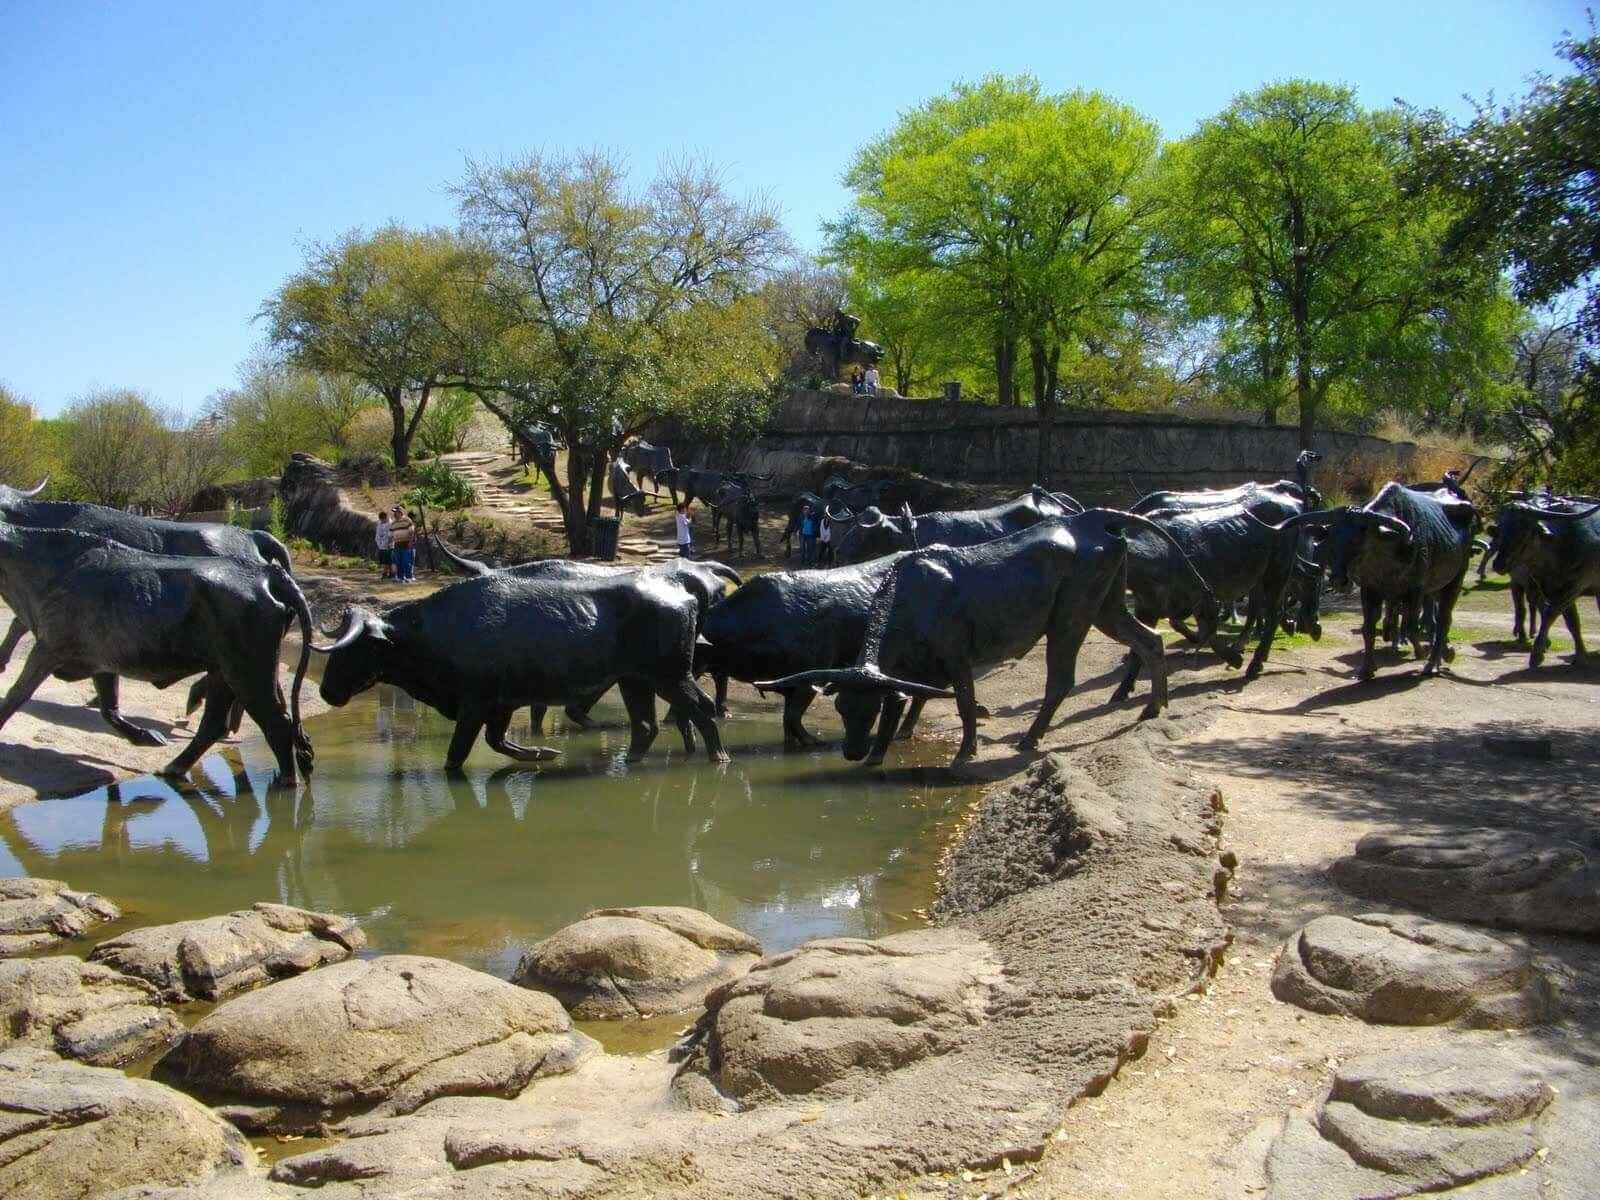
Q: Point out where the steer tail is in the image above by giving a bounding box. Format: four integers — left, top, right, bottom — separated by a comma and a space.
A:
267, 564, 314, 746
1083, 508, 1218, 608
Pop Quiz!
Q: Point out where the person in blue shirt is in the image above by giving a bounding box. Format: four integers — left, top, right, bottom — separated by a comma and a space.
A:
799, 504, 819, 565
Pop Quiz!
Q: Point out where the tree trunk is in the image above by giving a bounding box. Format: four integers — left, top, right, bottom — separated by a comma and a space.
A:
1289, 200, 1315, 450
995, 338, 1017, 407
386, 388, 411, 469
1031, 340, 1061, 486
561, 447, 590, 555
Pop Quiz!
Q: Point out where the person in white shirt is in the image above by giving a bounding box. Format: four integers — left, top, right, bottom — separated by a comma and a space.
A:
863, 365, 880, 394
675, 501, 694, 558
818, 507, 833, 565
375, 510, 393, 579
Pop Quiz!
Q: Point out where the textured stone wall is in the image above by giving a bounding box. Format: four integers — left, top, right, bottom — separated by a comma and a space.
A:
700, 390, 1483, 503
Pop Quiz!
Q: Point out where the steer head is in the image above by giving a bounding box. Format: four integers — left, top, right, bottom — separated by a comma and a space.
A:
757, 664, 951, 761
1494, 500, 1600, 576
1324, 508, 1414, 589
309, 606, 393, 706
835, 505, 905, 562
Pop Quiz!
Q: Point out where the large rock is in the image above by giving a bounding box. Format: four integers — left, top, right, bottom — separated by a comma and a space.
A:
1271, 913, 1556, 1028
1254, 1045, 1560, 1199
89, 901, 365, 1002
156, 954, 597, 1132
0, 956, 184, 1066
0, 1047, 251, 1200
1331, 828, 1600, 935
685, 927, 1008, 1102
0, 876, 120, 956
513, 906, 761, 1020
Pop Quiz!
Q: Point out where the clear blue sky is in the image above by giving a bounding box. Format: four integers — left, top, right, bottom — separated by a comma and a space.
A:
0, 1, 1588, 416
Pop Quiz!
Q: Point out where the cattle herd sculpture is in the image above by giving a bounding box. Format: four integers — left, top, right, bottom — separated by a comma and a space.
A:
0, 447, 1596, 787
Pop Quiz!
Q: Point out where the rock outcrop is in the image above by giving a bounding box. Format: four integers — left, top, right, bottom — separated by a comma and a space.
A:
89, 902, 365, 1002
513, 906, 760, 1020
1271, 912, 1556, 1028
0, 956, 184, 1066
1248, 1043, 1597, 1199
681, 927, 1007, 1102
0, 876, 120, 956
1330, 828, 1600, 935
0, 1047, 251, 1200
156, 954, 596, 1132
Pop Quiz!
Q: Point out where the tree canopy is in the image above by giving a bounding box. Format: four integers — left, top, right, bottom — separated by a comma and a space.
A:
829, 74, 1162, 456
262, 226, 483, 467
450, 150, 791, 551
1155, 80, 1507, 447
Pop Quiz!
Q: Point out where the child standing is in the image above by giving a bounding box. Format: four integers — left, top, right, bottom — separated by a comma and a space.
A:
675, 501, 694, 558
375, 510, 393, 579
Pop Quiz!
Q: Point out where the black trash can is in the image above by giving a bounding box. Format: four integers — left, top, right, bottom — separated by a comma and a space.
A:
591, 516, 621, 562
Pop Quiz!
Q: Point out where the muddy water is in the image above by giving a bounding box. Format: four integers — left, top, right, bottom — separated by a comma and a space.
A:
0, 687, 978, 988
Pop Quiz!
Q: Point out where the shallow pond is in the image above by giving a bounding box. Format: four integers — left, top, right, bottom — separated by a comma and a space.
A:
0, 688, 978, 987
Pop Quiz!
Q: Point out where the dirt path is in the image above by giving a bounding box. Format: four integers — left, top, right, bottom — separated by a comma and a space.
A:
883, 585, 1600, 1199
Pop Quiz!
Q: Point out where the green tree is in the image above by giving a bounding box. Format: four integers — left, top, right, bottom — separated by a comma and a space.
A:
1157, 81, 1500, 447
0, 383, 55, 491
149, 412, 238, 517
1409, 31, 1600, 487
60, 388, 168, 508
211, 357, 381, 475
828, 75, 1161, 478
451, 151, 790, 553
414, 388, 478, 456
262, 226, 481, 468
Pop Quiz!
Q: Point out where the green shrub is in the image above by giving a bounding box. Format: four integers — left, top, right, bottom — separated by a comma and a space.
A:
415, 391, 477, 456
403, 460, 477, 511
343, 408, 395, 460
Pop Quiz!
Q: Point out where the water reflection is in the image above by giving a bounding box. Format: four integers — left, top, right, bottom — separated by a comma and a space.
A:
0, 687, 974, 977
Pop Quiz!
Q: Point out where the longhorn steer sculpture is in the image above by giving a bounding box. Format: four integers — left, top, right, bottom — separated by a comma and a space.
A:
699, 551, 921, 747
831, 486, 1081, 564
0, 479, 297, 734
1288, 482, 1479, 680
761, 510, 1191, 768
431, 539, 739, 740
0, 524, 315, 786
1115, 489, 1310, 696
311, 569, 726, 767
1488, 498, 1600, 669
622, 440, 676, 498
1129, 450, 1322, 515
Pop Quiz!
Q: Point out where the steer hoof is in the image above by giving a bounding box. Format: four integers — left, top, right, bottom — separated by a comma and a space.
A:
717, 706, 732, 720
1138, 702, 1161, 721
1355, 666, 1376, 682
708, 750, 731, 764
1017, 735, 1040, 753
125, 727, 169, 748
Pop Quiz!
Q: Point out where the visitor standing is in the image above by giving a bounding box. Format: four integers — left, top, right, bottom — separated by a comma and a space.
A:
818, 507, 833, 566
375, 510, 393, 579
675, 501, 694, 558
799, 504, 819, 565
849, 367, 863, 394
864, 364, 880, 395
390, 505, 416, 582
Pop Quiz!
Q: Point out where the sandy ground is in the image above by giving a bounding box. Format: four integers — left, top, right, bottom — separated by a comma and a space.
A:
3, 557, 1597, 1197
889, 583, 1600, 1199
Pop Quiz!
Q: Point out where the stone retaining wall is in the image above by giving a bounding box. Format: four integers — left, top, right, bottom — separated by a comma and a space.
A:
689, 390, 1484, 503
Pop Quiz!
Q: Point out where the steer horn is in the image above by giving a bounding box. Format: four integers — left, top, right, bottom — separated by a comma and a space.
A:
901, 502, 919, 550
18, 477, 48, 498
309, 609, 367, 654
1049, 490, 1085, 514
1351, 509, 1414, 540
824, 501, 855, 524
856, 506, 885, 529
756, 665, 954, 700
1510, 500, 1600, 521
